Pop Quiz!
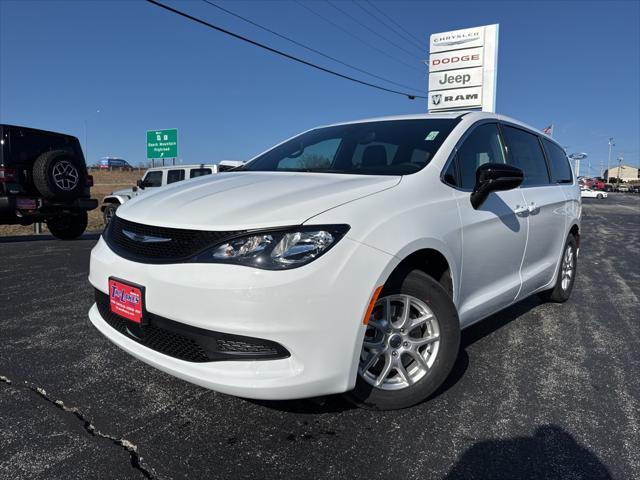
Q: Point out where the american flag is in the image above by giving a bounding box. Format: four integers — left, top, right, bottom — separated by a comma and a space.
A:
542, 124, 554, 136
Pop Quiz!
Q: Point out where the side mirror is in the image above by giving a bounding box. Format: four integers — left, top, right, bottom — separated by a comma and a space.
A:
136, 179, 145, 189
470, 163, 523, 209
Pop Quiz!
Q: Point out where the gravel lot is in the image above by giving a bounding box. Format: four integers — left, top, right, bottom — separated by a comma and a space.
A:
1, 194, 638, 480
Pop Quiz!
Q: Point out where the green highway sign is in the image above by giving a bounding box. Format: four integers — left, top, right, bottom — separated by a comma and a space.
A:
147, 129, 178, 159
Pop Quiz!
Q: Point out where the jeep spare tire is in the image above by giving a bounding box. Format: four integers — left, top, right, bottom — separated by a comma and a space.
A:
32, 150, 86, 200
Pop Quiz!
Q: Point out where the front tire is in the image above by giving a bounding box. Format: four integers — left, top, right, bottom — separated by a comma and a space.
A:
538, 234, 578, 303
597, 193, 603, 199
347, 269, 460, 410
47, 211, 88, 240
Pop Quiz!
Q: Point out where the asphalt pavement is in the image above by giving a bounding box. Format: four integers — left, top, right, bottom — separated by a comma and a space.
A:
1, 194, 638, 480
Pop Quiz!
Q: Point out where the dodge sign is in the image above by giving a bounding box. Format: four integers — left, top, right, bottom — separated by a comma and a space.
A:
427, 24, 499, 113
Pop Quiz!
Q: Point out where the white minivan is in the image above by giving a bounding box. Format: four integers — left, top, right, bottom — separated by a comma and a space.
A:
100, 161, 244, 224
89, 112, 581, 410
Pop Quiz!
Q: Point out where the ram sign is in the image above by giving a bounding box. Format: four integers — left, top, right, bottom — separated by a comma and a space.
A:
427, 24, 499, 113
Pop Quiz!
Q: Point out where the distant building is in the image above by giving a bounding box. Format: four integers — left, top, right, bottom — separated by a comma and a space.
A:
604, 164, 639, 182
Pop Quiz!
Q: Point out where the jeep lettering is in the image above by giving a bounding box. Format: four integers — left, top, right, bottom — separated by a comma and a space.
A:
439, 73, 472, 85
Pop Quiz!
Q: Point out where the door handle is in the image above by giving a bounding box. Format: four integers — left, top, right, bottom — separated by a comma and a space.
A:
514, 205, 529, 215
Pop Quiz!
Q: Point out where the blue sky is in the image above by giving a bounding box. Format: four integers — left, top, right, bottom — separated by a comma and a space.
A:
1, 0, 639, 177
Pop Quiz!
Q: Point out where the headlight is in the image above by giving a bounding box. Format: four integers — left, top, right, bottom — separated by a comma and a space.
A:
191, 225, 349, 269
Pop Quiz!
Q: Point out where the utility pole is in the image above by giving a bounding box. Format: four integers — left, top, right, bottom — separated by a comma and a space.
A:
606, 137, 614, 183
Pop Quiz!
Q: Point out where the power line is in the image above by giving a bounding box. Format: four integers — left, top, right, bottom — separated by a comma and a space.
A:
145, 0, 424, 99
356, 1, 424, 51
327, 0, 421, 61
200, 0, 425, 94
365, 0, 426, 47
295, 0, 424, 74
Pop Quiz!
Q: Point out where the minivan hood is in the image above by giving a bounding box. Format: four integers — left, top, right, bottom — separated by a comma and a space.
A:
118, 171, 401, 230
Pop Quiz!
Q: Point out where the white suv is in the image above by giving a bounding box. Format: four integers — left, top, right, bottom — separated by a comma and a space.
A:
89, 112, 580, 410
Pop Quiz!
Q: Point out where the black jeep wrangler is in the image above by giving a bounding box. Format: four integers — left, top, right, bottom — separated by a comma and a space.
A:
0, 124, 98, 239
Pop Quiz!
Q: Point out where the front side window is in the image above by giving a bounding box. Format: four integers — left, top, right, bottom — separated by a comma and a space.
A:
542, 139, 573, 184
501, 125, 550, 186
190, 168, 212, 178
167, 169, 185, 184
143, 171, 163, 187
454, 123, 507, 190
244, 119, 459, 176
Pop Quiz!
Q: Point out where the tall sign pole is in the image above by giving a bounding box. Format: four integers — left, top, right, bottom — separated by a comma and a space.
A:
606, 137, 614, 183
428, 24, 499, 112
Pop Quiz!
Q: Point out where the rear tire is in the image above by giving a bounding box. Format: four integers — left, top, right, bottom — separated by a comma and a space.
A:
47, 211, 88, 240
538, 234, 578, 303
346, 269, 460, 410
32, 150, 86, 200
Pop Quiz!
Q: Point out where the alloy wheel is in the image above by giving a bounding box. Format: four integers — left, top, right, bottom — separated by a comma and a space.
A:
561, 245, 575, 291
359, 294, 440, 391
52, 160, 80, 191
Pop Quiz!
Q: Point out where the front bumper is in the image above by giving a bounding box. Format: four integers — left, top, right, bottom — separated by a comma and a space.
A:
88, 235, 394, 400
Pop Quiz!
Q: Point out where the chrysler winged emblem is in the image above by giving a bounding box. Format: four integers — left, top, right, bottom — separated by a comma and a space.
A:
122, 229, 172, 243
432, 94, 442, 105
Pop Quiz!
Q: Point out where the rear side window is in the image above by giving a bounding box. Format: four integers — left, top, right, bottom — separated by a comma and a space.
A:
501, 126, 550, 186
144, 171, 163, 187
167, 169, 185, 184
455, 123, 507, 189
543, 139, 573, 184
190, 168, 212, 178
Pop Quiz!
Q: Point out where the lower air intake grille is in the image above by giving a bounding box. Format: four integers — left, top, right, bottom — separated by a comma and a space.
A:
95, 289, 289, 362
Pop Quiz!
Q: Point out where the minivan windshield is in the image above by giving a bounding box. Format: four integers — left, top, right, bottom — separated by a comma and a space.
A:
244, 119, 459, 176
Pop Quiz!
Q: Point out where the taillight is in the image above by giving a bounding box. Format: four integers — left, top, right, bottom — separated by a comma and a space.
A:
0, 168, 17, 183
86, 174, 94, 187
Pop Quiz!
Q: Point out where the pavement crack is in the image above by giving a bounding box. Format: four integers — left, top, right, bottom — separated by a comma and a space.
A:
0, 374, 159, 479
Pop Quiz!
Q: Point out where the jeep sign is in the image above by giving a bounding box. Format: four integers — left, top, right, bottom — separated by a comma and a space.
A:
427, 24, 499, 113
428, 67, 483, 91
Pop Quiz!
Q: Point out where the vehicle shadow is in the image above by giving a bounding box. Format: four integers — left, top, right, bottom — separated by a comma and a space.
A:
253, 295, 543, 414
248, 394, 358, 414
0, 232, 101, 243
444, 424, 612, 479
460, 294, 541, 349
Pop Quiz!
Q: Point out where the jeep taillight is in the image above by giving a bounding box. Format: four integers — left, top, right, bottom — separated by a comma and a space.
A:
0, 168, 17, 183
86, 175, 94, 187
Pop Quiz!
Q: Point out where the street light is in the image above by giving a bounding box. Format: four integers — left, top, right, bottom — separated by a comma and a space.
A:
606, 137, 615, 183
83, 109, 101, 165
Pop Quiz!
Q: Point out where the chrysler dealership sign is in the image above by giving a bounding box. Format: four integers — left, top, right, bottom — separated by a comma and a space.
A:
428, 24, 499, 112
